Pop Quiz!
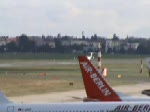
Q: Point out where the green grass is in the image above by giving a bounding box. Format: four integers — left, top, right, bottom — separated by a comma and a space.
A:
0, 53, 79, 59
0, 54, 150, 96
0, 53, 149, 59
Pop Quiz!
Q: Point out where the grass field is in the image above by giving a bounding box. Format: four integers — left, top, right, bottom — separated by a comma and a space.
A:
0, 53, 150, 97
0, 53, 149, 59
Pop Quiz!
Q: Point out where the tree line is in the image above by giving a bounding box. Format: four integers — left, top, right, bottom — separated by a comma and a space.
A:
1, 34, 150, 54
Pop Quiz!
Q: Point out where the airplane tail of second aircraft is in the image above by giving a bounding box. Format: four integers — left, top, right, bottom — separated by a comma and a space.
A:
78, 56, 122, 102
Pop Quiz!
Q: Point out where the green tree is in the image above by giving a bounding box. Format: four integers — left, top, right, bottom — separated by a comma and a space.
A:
18, 34, 35, 52
137, 44, 147, 54
6, 42, 17, 52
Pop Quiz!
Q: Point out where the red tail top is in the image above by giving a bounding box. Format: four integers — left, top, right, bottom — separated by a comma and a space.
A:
78, 56, 122, 101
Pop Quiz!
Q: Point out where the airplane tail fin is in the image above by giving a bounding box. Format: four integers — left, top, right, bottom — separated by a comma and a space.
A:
78, 56, 122, 101
0, 91, 13, 104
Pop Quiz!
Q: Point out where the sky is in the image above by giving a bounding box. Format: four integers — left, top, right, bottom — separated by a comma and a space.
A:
0, 0, 150, 38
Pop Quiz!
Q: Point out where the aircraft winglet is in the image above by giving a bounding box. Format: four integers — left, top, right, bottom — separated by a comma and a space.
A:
0, 91, 13, 104
78, 56, 122, 101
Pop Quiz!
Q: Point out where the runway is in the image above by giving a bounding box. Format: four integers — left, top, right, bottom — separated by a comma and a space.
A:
0, 61, 78, 67
9, 83, 150, 104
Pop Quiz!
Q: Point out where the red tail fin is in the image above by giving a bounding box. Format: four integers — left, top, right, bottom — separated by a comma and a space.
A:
78, 56, 122, 101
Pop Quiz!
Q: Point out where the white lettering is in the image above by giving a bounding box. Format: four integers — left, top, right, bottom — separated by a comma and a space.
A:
90, 73, 97, 78
80, 62, 92, 73
90, 73, 111, 96
81, 62, 111, 96
101, 88, 111, 96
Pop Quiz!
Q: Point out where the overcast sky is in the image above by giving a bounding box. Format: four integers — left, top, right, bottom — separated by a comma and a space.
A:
0, 0, 150, 38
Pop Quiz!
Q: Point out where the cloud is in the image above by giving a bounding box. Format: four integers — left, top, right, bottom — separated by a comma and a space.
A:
0, 0, 150, 38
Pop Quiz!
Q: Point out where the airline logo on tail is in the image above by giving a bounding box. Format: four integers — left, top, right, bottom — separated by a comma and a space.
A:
78, 56, 122, 101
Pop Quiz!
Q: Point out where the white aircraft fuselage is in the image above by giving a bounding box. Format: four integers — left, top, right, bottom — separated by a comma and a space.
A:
2, 102, 150, 112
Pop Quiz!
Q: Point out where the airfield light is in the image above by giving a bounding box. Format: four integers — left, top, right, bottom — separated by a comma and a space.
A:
117, 74, 122, 78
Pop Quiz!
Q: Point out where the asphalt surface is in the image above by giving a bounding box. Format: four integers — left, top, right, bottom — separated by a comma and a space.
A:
9, 83, 150, 104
